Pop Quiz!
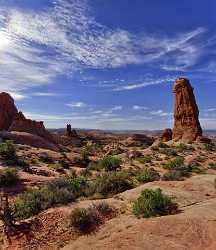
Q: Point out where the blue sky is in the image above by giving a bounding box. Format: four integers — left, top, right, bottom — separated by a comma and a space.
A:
0, 0, 216, 129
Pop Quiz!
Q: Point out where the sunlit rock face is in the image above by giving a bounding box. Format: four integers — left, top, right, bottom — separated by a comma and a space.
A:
172, 78, 202, 143
0, 92, 18, 130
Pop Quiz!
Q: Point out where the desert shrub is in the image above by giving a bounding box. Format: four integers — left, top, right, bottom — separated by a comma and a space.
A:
97, 156, 121, 171
164, 156, 184, 170
80, 168, 92, 177
87, 161, 101, 171
187, 164, 204, 174
92, 202, 114, 217
158, 142, 169, 148
159, 148, 178, 157
58, 158, 70, 169
91, 171, 134, 197
0, 168, 19, 187
162, 170, 184, 181
69, 202, 114, 233
133, 188, 178, 218
69, 207, 101, 233
136, 168, 160, 183
14, 175, 87, 219
39, 152, 54, 164
49, 163, 64, 172
176, 143, 194, 153
136, 155, 152, 164
204, 143, 215, 151
151, 146, 159, 151
0, 141, 17, 160
208, 162, 216, 170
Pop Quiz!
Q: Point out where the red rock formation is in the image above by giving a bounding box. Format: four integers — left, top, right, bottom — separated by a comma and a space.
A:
0, 92, 18, 130
66, 124, 78, 137
161, 128, 173, 142
172, 78, 202, 143
9, 112, 55, 143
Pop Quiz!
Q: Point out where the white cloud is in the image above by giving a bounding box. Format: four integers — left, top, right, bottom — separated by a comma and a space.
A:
114, 76, 176, 91
9, 91, 28, 100
132, 105, 148, 110
32, 92, 57, 97
66, 102, 87, 108
150, 110, 172, 117
111, 106, 122, 111
0, 0, 210, 94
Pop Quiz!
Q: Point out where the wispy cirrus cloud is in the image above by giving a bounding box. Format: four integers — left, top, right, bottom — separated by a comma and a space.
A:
0, 0, 212, 95
66, 101, 87, 108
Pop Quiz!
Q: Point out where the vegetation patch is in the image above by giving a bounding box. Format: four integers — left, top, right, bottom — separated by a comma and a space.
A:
13, 175, 87, 219
133, 188, 178, 218
136, 168, 160, 183
69, 202, 115, 233
136, 155, 152, 164
90, 171, 134, 197
164, 156, 184, 170
0, 168, 19, 187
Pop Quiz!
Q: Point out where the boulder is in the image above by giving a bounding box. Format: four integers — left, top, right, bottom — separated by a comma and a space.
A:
172, 78, 202, 143
161, 128, 173, 142
0, 92, 18, 130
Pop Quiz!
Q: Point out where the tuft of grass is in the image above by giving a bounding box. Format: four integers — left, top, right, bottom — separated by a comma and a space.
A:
0, 141, 17, 161
208, 162, 216, 170
164, 156, 184, 170
136, 168, 160, 183
0, 168, 19, 187
159, 148, 178, 157
136, 155, 152, 164
133, 188, 178, 218
69, 202, 114, 233
162, 170, 183, 181
98, 156, 122, 171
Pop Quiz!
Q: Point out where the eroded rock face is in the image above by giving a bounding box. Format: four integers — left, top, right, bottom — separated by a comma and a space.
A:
9, 112, 55, 143
161, 128, 173, 142
0, 92, 18, 130
173, 78, 202, 143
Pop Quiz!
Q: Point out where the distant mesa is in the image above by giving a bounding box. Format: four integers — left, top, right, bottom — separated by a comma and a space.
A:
172, 78, 202, 143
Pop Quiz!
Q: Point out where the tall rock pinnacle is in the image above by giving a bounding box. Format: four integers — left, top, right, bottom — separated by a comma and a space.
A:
172, 78, 202, 143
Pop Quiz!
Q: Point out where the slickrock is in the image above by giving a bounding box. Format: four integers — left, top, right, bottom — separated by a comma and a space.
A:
173, 78, 202, 143
161, 128, 173, 142
0, 92, 18, 130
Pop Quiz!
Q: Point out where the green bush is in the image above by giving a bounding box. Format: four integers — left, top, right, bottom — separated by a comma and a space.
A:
136, 155, 152, 164
13, 175, 88, 219
91, 172, 134, 197
0, 168, 19, 187
133, 188, 178, 218
158, 142, 169, 148
92, 202, 114, 217
136, 168, 160, 183
0, 141, 18, 164
98, 156, 121, 171
162, 170, 183, 181
159, 148, 178, 157
209, 162, 216, 170
164, 156, 184, 170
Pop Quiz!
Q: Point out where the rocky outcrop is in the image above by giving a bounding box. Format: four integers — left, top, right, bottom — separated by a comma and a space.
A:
66, 124, 78, 137
0, 92, 18, 130
0, 131, 59, 151
9, 112, 55, 143
161, 128, 173, 142
172, 78, 202, 143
